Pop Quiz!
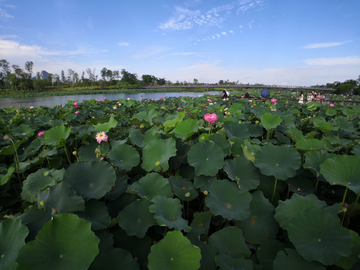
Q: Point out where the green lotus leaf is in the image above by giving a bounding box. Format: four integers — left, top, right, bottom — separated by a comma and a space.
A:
274, 193, 340, 229
318, 123, 339, 133
193, 175, 216, 192
43, 125, 72, 146
148, 230, 201, 270
168, 175, 199, 201
11, 124, 35, 138
0, 166, 14, 186
287, 208, 352, 265
106, 171, 129, 200
254, 144, 301, 180
189, 211, 211, 236
286, 175, 316, 195
235, 190, 279, 244
325, 108, 337, 117
141, 138, 177, 172
208, 133, 230, 157
94, 230, 114, 253
118, 199, 157, 238
18, 210, 52, 242
107, 144, 140, 171
257, 239, 285, 270
353, 144, 360, 156
0, 138, 28, 156
63, 160, 116, 199
224, 156, 260, 190
286, 128, 305, 143
307, 101, 317, 111
224, 122, 251, 140
16, 214, 99, 270
89, 248, 139, 270
129, 172, 173, 200
209, 226, 251, 259
188, 142, 225, 177
303, 151, 335, 177
113, 229, 151, 269
78, 143, 104, 163
149, 195, 191, 232
144, 127, 163, 144
0, 219, 29, 270
38, 181, 85, 214
76, 199, 111, 230
320, 155, 360, 194
169, 140, 191, 170
260, 112, 282, 131
205, 180, 252, 221
174, 119, 199, 141
334, 117, 357, 133
133, 109, 158, 125
215, 254, 253, 270
229, 137, 244, 157
163, 111, 186, 133
336, 230, 360, 269
295, 138, 327, 151
21, 168, 57, 203
93, 114, 118, 132
312, 117, 326, 128
245, 123, 264, 137
273, 248, 326, 270
129, 128, 146, 148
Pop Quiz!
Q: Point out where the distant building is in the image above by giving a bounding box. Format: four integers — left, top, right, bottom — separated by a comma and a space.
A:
32, 70, 50, 80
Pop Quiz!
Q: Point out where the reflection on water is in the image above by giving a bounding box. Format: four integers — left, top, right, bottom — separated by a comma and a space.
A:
0, 91, 223, 109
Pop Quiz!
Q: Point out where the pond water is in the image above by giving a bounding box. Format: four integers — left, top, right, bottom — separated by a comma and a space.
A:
0, 91, 223, 109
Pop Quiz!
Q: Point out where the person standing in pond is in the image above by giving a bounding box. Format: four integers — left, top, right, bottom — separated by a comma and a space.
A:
298, 91, 304, 104
221, 89, 230, 100
260, 88, 270, 101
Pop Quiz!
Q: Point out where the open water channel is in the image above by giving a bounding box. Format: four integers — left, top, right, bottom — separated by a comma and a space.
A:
0, 91, 223, 109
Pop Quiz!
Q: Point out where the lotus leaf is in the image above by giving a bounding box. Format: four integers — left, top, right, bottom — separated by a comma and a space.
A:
129, 128, 146, 148
208, 133, 230, 156
168, 175, 199, 200
320, 155, 360, 194
245, 123, 264, 137
163, 111, 186, 132
141, 138, 177, 172
224, 156, 260, 190
174, 119, 199, 141
0, 166, 14, 186
189, 211, 211, 236
21, 168, 57, 203
106, 171, 129, 200
0, 138, 27, 155
11, 124, 35, 138
215, 254, 253, 270
235, 190, 279, 244
149, 195, 191, 231
286, 128, 305, 142
89, 248, 139, 270
205, 180, 252, 221
129, 172, 173, 200
16, 214, 99, 270
295, 138, 327, 151
148, 230, 201, 270
254, 144, 301, 180
63, 160, 116, 199
303, 151, 335, 177
193, 175, 216, 192
224, 122, 251, 140
94, 230, 114, 253
209, 226, 251, 259
274, 193, 340, 229
38, 181, 85, 214
118, 199, 157, 238
260, 112, 282, 131
93, 114, 118, 132
78, 143, 104, 163
0, 219, 29, 270
229, 137, 244, 157
257, 239, 285, 270
107, 144, 140, 171
188, 142, 225, 176
273, 248, 326, 270
132, 109, 158, 125
43, 125, 72, 146
76, 199, 111, 230
18, 210, 52, 242
336, 230, 360, 269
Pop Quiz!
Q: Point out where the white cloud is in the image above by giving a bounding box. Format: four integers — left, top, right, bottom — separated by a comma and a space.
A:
132, 45, 170, 59
0, 8, 13, 19
302, 41, 352, 49
249, 20, 254, 29
229, 30, 234, 34
304, 56, 360, 65
118, 42, 129, 46
170, 52, 204, 56
221, 32, 227, 36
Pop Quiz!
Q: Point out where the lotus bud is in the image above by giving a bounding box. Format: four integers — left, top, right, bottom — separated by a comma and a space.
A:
3, 134, 9, 140
155, 161, 161, 166
95, 147, 101, 158
203, 190, 208, 195
185, 192, 190, 198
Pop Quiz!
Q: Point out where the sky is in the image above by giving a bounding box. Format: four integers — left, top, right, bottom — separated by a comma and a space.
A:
0, 0, 359, 86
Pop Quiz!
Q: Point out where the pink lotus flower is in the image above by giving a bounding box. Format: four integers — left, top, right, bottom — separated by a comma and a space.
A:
207, 99, 212, 102
118, 102, 122, 106
98, 100, 101, 102
38, 131, 45, 137
141, 95, 143, 97
74, 102, 78, 105
113, 106, 117, 110
96, 131, 108, 143
151, 98, 154, 101
82, 98, 85, 101
271, 98, 277, 104
144, 100, 147, 102
75, 105, 80, 109
104, 97, 107, 100
177, 107, 182, 110
241, 96, 244, 98
160, 96, 163, 99
330, 104, 334, 107
204, 113, 218, 124
205, 106, 208, 109
29, 106, 34, 109
75, 111, 80, 114
249, 99, 253, 103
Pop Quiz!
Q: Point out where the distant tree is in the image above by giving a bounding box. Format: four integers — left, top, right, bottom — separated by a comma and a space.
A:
121, 69, 138, 84
106, 69, 113, 81
113, 70, 120, 80
47, 73, 53, 86
61, 70, 66, 83
156, 78, 166, 86
101, 67, 108, 81
193, 78, 198, 84
142, 74, 156, 85
24, 61, 33, 79
219, 80, 224, 85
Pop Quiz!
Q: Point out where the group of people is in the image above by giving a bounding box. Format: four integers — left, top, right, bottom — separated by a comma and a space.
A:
304, 91, 325, 103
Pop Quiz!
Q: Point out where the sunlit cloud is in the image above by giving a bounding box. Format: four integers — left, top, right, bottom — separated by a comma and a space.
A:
302, 41, 352, 49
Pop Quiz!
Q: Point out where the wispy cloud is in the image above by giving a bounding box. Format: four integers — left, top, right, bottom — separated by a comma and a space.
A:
0, 8, 13, 19
304, 56, 360, 65
132, 45, 170, 59
249, 20, 254, 29
302, 41, 352, 49
170, 52, 204, 56
159, 0, 264, 31
118, 42, 129, 46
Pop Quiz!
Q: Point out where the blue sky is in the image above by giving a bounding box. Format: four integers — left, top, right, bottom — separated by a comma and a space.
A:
0, 0, 359, 86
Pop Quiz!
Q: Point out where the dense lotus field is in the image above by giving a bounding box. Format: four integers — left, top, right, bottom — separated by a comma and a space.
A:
1, 94, 360, 270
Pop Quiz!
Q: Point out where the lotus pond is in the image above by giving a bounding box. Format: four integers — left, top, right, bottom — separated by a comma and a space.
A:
1, 95, 360, 270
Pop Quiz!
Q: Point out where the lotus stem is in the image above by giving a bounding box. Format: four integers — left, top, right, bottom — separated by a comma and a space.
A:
341, 187, 348, 226
345, 192, 360, 228
63, 145, 72, 165
217, 218, 227, 231
271, 178, 278, 203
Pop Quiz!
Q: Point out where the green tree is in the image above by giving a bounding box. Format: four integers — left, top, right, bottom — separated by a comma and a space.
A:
101, 67, 108, 81
121, 69, 138, 84
24, 61, 34, 79
142, 74, 156, 85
